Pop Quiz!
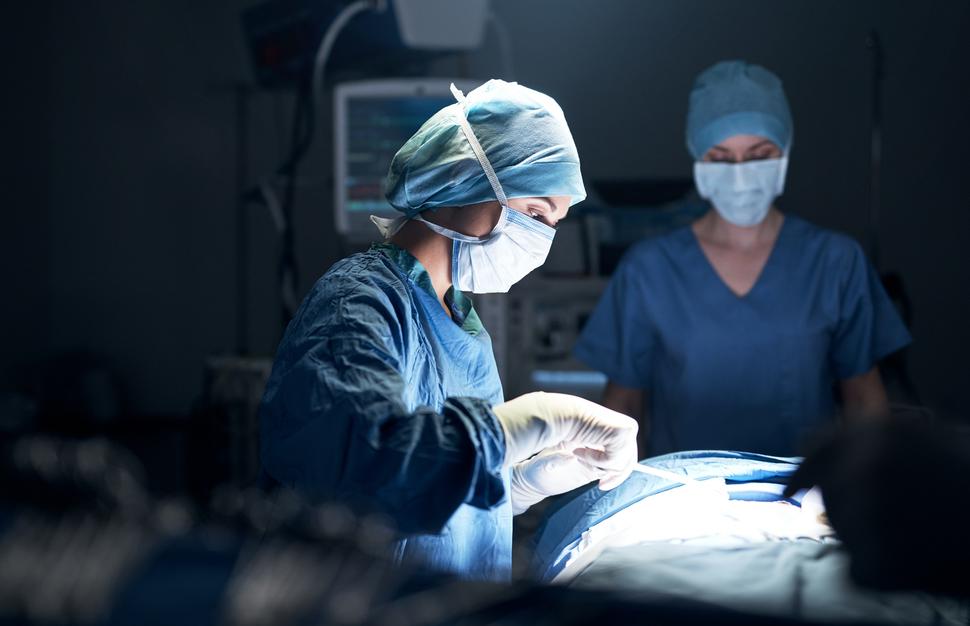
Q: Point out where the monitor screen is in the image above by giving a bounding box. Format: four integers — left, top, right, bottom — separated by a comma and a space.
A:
344, 97, 453, 215
334, 79, 479, 240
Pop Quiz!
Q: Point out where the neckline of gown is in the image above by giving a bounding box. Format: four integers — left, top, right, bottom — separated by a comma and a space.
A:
686, 214, 791, 302
373, 243, 486, 337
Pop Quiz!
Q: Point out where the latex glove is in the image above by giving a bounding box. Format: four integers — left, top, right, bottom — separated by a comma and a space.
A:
492, 392, 638, 490
510, 446, 604, 514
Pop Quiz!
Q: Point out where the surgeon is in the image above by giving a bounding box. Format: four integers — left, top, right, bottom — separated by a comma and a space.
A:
259, 80, 638, 582
575, 61, 911, 457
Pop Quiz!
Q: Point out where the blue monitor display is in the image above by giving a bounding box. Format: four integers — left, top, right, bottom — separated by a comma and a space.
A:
343, 96, 454, 214
334, 79, 479, 239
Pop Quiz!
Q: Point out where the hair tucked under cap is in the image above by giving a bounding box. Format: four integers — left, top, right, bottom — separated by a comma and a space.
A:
384, 79, 586, 217
686, 60, 793, 159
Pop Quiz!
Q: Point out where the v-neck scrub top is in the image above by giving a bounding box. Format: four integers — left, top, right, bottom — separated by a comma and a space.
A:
574, 216, 911, 457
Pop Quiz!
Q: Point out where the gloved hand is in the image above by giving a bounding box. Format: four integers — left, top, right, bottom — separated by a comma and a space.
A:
492, 392, 638, 490
510, 446, 604, 514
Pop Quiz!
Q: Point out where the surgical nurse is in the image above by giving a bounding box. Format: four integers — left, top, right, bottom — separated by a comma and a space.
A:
259, 80, 638, 581
575, 61, 911, 458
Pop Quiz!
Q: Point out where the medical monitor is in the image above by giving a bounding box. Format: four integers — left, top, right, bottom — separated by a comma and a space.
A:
334, 78, 479, 240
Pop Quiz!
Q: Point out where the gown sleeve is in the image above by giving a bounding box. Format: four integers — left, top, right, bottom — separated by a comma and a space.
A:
573, 248, 656, 389
259, 279, 507, 535
829, 239, 912, 379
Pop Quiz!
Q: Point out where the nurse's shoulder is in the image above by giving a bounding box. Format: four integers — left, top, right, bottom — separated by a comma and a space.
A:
615, 225, 697, 282
788, 215, 872, 283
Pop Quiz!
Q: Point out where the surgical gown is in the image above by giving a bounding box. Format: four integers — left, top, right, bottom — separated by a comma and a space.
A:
259, 243, 512, 581
575, 215, 911, 457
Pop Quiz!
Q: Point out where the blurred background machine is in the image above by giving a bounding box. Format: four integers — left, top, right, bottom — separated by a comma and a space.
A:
333, 78, 480, 242
477, 279, 608, 402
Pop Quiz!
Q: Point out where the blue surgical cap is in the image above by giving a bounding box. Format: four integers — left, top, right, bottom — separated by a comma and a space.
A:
686, 60, 793, 159
384, 79, 586, 217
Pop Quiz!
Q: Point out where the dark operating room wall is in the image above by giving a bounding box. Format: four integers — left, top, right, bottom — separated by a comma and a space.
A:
42, 2, 329, 414
1, 4, 51, 389
23, 1, 970, 417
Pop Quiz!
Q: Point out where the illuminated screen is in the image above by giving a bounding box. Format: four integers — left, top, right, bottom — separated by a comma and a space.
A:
344, 97, 455, 213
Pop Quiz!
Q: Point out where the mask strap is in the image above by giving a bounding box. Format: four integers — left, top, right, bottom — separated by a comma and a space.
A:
412, 206, 508, 243
373, 85, 514, 243
450, 83, 510, 208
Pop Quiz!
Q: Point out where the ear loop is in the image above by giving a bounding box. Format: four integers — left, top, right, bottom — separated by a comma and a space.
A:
412, 205, 509, 243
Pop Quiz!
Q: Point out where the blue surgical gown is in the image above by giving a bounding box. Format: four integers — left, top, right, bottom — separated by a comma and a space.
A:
575, 215, 911, 457
259, 243, 512, 581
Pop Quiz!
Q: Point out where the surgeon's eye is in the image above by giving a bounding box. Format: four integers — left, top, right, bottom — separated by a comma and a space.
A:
530, 211, 557, 228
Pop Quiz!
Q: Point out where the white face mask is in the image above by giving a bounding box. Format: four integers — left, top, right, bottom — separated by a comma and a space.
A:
372, 83, 556, 294
693, 156, 788, 227
414, 206, 555, 293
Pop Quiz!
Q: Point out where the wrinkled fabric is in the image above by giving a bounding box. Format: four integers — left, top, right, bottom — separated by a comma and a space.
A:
686, 60, 793, 158
531, 450, 802, 581
575, 216, 911, 457
259, 243, 513, 581
572, 541, 967, 624
384, 79, 586, 216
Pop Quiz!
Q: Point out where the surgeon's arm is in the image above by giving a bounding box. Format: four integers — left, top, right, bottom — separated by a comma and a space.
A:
839, 366, 890, 421
259, 293, 506, 536
602, 382, 647, 456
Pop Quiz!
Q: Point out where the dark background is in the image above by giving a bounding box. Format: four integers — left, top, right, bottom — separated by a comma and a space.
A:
3, 1, 968, 426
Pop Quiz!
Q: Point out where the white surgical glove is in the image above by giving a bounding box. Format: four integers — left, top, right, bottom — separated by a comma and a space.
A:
492, 392, 638, 490
510, 446, 605, 514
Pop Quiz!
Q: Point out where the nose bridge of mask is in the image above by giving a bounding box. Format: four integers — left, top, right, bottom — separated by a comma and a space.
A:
504, 202, 556, 240
731, 161, 749, 189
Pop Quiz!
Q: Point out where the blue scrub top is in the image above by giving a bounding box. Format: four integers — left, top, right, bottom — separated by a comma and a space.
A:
575, 215, 911, 457
259, 243, 512, 581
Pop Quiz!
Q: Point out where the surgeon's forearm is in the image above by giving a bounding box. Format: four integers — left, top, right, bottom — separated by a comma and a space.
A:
840, 367, 891, 421
602, 385, 641, 416
602, 382, 647, 456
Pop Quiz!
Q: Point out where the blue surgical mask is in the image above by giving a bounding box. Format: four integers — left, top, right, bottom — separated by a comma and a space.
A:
693, 156, 788, 227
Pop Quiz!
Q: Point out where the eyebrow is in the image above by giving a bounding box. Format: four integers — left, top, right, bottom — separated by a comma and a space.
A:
710, 140, 776, 153
534, 197, 557, 211
744, 140, 776, 152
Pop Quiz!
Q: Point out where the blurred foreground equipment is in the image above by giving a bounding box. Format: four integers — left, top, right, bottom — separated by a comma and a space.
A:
786, 419, 970, 597
0, 435, 860, 625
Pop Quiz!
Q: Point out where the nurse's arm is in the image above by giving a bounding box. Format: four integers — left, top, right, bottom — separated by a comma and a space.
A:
602, 381, 648, 457
839, 367, 891, 421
